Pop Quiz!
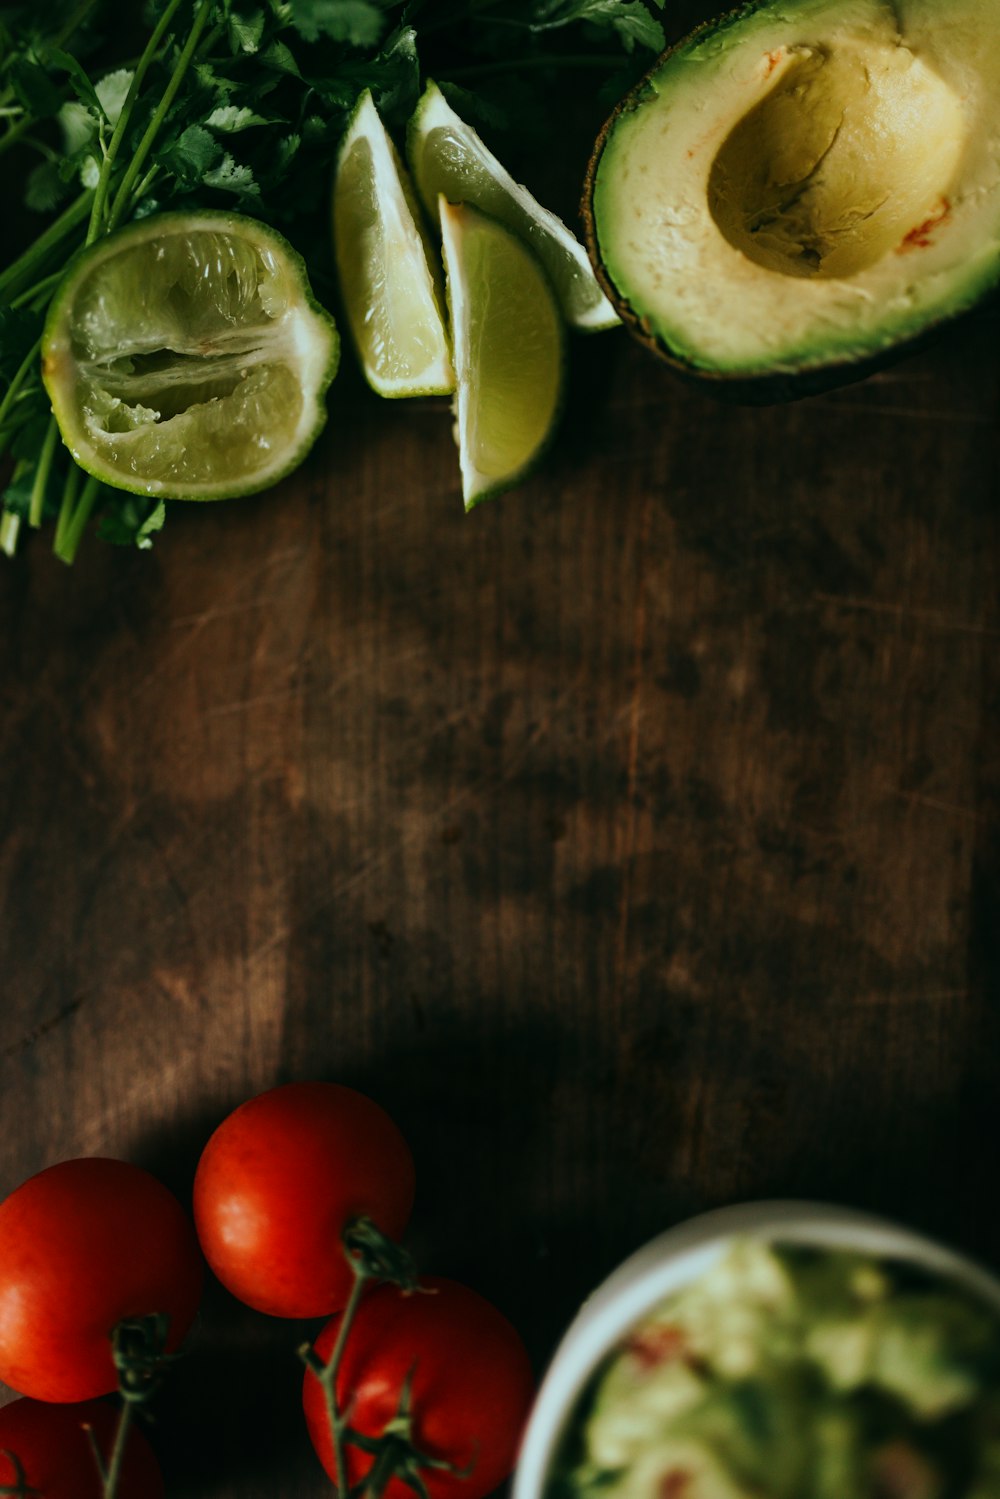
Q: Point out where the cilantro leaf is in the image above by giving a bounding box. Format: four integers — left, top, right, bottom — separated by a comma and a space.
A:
25, 159, 71, 213
59, 99, 98, 155
253, 132, 301, 187
161, 123, 223, 184
8, 412, 51, 464
47, 48, 102, 113
261, 40, 302, 77
206, 104, 273, 131
97, 495, 167, 550
289, 0, 387, 48
367, 24, 419, 125
95, 68, 134, 126
8, 57, 63, 118
227, 8, 267, 53
437, 79, 510, 133
203, 151, 260, 196
530, 0, 665, 51
0, 466, 36, 522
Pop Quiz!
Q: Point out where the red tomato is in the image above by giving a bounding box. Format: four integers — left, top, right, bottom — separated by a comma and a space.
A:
302, 1277, 534, 1499
193, 1081, 415, 1318
0, 1398, 163, 1498
0, 1158, 203, 1403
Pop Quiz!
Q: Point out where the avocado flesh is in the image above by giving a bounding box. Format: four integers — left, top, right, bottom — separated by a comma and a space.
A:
591, 0, 1000, 379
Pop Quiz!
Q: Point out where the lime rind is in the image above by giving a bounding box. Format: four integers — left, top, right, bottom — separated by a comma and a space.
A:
407, 81, 619, 334
42, 211, 339, 502
334, 90, 454, 399
438, 197, 565, 509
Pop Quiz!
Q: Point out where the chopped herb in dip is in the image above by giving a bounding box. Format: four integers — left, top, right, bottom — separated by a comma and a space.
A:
552, 1239, 1000, 1499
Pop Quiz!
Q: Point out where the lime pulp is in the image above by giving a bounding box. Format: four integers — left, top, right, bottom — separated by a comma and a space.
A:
42, 211, 339, 501
408, 82, 619, 334
334, 90, 453, 398
438, 198, 564, 508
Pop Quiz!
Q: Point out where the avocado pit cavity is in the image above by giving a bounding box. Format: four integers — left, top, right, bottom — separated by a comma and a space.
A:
588, 0, 1000, 386
708, 40, 966, 279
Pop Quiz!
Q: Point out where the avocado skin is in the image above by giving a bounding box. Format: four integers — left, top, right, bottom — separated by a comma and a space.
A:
581, 5, 998, 406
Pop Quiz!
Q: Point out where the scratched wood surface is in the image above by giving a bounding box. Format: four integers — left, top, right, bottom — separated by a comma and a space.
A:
3, 49, 1000, 1499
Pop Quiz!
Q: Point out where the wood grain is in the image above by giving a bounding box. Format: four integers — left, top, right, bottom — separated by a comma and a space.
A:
2, 54, 1000, 1497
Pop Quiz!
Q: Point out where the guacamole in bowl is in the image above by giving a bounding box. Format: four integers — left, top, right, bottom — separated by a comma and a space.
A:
548, 1238, 1000, 1499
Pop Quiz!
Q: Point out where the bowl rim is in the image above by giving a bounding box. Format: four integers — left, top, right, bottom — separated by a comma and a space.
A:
512, 1199, 1000, 1499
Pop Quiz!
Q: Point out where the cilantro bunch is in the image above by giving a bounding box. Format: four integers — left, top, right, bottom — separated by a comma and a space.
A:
0, 0, 664, 564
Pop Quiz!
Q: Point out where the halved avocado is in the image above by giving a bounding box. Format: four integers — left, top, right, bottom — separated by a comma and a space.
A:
584, 0, 1000, 397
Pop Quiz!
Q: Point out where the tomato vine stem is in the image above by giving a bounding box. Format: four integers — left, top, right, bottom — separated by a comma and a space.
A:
83, 1404, 135, 1499
300, 1216, 425, 1497
0, 1448, 40, 1497
340, 1371, 470, 1499
87, 1313, 176, 1499
301, 1221, 478, 1498
318, 1270, 369, 1496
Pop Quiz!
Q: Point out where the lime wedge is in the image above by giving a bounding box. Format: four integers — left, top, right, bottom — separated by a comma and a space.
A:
439, 198, 564, 508
334, 90, 453, 398
42, 211, 339, 501
407, 81, 619, 334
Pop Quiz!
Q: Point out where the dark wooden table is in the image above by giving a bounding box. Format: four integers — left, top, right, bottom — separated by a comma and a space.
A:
2, 48, 999, 1497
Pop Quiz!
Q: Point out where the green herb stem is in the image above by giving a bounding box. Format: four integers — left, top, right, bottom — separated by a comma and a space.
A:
0, 387, 40, 422
0, 190, 92, 301
0, 338, 42, 431
28, 414, 59, 527
54, 457, 81, 552
0, 509, 20, 558
0, 112, 33, 161
54, 473, 99, 565
0, 0, 100, 157
101, 1400, 134, 1499
21, 135, 60, 162
87, 0, 188, 242
107, 0, 214, 234
52, 0, 103, 50
129, 163, 160, 210
197, 21, 225, 58
11, 269, 64, 310
326, 1271, 368, 1496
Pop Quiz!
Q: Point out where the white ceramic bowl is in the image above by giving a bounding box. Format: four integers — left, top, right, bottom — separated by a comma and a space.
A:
513, 1200, 1000, 1499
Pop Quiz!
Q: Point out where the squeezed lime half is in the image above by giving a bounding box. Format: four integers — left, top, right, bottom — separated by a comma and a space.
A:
439, 198, 564, 508
334, 90, 453, 398
408, 81, 619, 333
42, 211, 339, 501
